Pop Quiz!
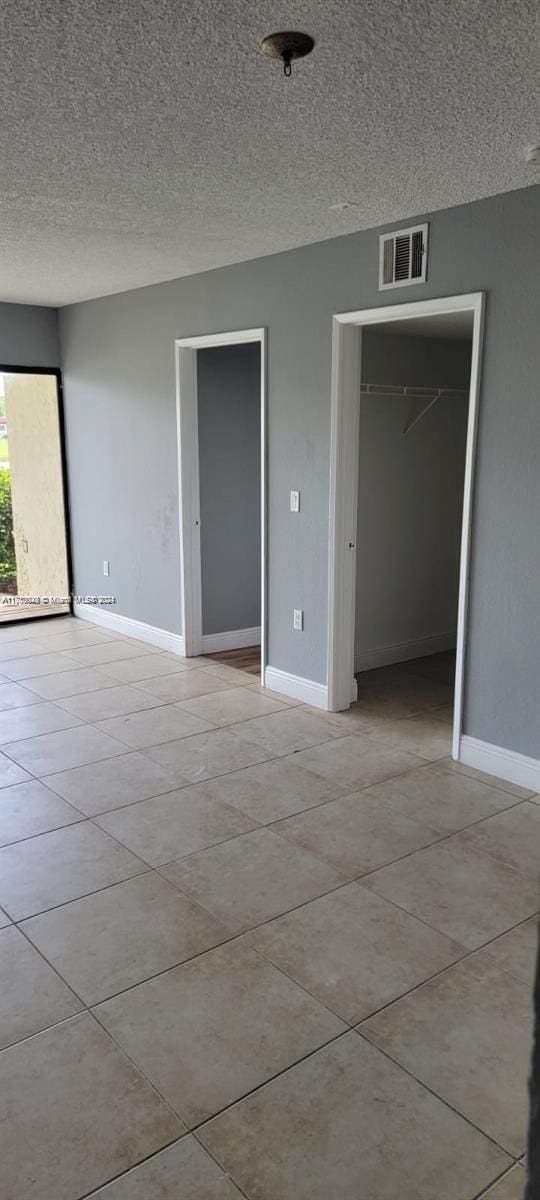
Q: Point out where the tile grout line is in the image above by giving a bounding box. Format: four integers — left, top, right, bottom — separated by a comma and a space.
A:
471, 1161, 526, 1199
353, 1025, 523, 1163
0, 654, 534, 1192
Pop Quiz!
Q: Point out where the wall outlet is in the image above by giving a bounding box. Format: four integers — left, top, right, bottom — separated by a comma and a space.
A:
103, 560, 110, 577
293, 608, 304, 631
290, 490, 300, 513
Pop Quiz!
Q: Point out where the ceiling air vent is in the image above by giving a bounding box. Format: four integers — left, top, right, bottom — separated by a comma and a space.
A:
379, 223, 428, 290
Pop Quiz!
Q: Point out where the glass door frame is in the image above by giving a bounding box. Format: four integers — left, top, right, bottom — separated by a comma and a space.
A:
0, 363, 73, 624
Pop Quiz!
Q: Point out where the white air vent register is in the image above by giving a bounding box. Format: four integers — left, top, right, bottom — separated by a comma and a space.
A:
379, 223, 428, 290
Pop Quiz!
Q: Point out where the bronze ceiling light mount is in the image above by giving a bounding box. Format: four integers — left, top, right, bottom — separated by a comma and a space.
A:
260, 31, 315, 77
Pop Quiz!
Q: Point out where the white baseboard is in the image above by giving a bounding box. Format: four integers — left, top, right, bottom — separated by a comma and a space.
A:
459, 735, 540, 793
355, 631, 456, 673
73, 603, 185, 656
264, 665, 328, 709
201, 626, 261, 654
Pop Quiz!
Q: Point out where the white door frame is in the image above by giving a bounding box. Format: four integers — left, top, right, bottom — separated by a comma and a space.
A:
327, 292, 485, 760
175, 328, 267, 682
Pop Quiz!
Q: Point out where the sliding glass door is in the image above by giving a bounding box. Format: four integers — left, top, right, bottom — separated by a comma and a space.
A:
0, 370, 70, 622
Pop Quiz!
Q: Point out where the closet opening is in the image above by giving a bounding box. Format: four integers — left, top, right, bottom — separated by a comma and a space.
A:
327, 294, 485, 761
175, 329, 266, 683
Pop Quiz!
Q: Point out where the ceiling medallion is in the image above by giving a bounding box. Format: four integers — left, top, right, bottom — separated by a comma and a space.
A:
260, 31, 315, 78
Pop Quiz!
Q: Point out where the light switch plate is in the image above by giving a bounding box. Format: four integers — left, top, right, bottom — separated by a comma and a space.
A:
103, 560, 110, 577
293, 608, 304, 631
290, 490, 300, 513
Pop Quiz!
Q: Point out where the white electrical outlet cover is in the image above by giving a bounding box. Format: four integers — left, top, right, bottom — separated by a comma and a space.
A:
290, 490, 300, 512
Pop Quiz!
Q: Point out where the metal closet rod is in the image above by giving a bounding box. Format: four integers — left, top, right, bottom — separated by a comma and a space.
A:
359, 382, 468, 436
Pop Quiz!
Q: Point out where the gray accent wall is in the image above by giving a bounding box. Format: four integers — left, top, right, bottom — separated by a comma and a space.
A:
59, 185, 540, 758
0, 303, 60, 367
197, 344, 261, 636
356, 332, 471, 669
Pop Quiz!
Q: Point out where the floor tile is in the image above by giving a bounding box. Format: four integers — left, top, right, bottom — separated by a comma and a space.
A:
0, 778, 83, 845
0, 623, 47, 642
362, 951, 533, 1155
0, 650, 79, 680
95, 788, 257, 867
1, 636, 52, 659
23, 871, 229, 1005
96, 704, 213, 748
66, 640, 158, 667
0, 821, 146, 919
237, 708, 343, 755
146, 727, 272, 783
248, 682, 300, 704
0, 1012, 184, 1200
403, 651, 457, 685
365, 713, 453, 760
95, 940, 345, 1126
364, 838, 539, 948
293, 733, 422, 791
0, 751, 31, 788
455, 800, 540, 881
0, 700, 82, 744
202, 662, 261, 686
163, 826, 344, 932
43, 751, 188, 817
271, 790, 440, 878
103, 654, 189, 683
181, 655, 225, 670
89, 1136, 244, 1198
482, 917, 539, 988
179, 756, 348, 824
0, 925, 82, 1050
2, 723, 127, 775
35, 629, 115, 652
21, 665, 121, 699
0, 907, 11, 927
437, 755, 535, 800
0, 682, 40, 710
178, 685, 290, 726
479, 1164, 526, 1199
359, 762, 523, 835
199, 1032, 510, 1200
356, 669, 451, 714
1, 616, 79, 639
246, 882, 465, 1022
138, 668, 237, 701
55, 684, 164, 721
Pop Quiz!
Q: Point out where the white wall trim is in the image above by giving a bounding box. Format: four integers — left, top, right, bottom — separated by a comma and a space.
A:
201, 626, 261, 654
175, 328, 266, 678
73, 602, 185, 655
327, 292, 486, 760
264, 665, 328, 709
459, 735, 540, 793
355, 631, 456, 673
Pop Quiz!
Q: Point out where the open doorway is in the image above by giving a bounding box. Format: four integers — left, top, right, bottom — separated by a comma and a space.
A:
327, 294, 485, 761
175, 329, 266, 683
0, 368, 70, 623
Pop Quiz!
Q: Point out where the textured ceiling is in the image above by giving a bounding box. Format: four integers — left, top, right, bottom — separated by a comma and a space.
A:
1, 0, 538, 306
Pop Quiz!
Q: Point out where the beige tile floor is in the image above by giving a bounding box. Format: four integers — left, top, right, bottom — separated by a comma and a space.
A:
0, 620, 537, 1200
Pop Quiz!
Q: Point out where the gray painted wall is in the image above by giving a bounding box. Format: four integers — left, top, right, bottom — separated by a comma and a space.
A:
356, 332, 471, 668
197, 343, 261, 636
58, 185, 540, 758
0, 303, 60, 367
